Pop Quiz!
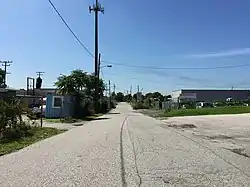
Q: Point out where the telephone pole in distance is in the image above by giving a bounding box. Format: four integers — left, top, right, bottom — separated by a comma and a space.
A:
97, 53, 101, 99
108, 80, 111, 109
113, 84, 116, 94
36, 71, 45, 77
0, 60, 12, 87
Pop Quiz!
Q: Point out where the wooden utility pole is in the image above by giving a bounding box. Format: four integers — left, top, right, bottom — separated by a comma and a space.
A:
97, 53, 101, 99
0, 61, 12, 87
36, 71, 45, 77
108, 80, 111, 109
137, 85, 140, 101
105, 83, 108, 96
113, 84, 116, 94
89, 0, 104, 111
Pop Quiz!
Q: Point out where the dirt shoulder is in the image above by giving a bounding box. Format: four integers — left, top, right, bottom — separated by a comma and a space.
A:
162, 113, 250, 159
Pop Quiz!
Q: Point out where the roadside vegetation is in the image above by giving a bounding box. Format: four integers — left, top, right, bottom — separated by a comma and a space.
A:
0, 98, 65, 156
28, 69, 117, 123
54, 70, 116, 117
43, 114, 104, 123
119, 90, 250, 118
158, 106, 250, 117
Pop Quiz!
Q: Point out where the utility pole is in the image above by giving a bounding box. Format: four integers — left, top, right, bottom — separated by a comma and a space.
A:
0, 61, 12, 88
105, 83, 108, 97
113, 84, 116, 94
108, 80, 111, 109
89, 0, 104, 111
137, 85, 140, 101
97, 53, 101, 99
130, 85, 132, 95
36, 71, 44, 77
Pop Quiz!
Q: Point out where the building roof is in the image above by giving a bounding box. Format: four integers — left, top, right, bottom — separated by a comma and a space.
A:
173, 88, 250, 92
0, 88, 18, 92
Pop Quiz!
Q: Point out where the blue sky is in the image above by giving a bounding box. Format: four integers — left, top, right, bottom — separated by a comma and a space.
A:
1, 0, 250, 94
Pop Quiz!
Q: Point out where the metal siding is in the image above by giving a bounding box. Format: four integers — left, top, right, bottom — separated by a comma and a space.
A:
182, 90, 249, 102
45, 95, 75, 118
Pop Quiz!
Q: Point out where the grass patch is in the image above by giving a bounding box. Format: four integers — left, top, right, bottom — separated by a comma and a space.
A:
140, 109, 165, 118
0, 127, 66, 156
159, 106, 250, 117
43, 118, 80, 123
43, 114, 104, 123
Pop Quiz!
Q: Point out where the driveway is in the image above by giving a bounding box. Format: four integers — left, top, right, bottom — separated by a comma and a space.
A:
1, 103, 250, 186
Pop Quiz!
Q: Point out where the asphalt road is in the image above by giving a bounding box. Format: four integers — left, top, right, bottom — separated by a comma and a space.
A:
1, 103, 250, 186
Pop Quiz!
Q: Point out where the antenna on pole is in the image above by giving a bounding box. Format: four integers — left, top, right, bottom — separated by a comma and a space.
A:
36, 71, 45, 77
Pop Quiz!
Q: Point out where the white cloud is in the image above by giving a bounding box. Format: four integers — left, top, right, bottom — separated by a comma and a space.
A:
188, 48, 250, 58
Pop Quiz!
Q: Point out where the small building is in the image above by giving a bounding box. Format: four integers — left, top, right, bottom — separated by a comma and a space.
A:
0, 88, 17, 99
172, 89, 250, 103
16, 88, 58, 108
45, 94, 75, 118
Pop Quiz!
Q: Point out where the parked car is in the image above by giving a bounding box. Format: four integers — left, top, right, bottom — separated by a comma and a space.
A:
196, 102, 214, 108
31, 105, 45, 117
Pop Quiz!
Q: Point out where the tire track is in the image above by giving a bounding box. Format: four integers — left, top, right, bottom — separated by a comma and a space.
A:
120, 115, 129, 187
126, 116, 142, 187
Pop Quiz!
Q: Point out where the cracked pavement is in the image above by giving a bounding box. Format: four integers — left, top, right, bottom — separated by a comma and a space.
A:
1, 103, 250, 186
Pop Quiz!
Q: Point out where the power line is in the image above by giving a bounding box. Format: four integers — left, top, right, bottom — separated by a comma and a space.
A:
102, 60, 250, 70
48, 0, 94, 58
48, 0, 250, 72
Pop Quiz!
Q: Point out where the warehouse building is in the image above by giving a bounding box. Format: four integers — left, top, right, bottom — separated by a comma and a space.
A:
171, 89, 250, 102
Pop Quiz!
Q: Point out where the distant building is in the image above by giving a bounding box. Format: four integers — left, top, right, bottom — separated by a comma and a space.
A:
0, 88, 17, 99
16, 88, 58, 97
15, 88, 58, 107
171, 89, 250, 102
34, 88, 58, 96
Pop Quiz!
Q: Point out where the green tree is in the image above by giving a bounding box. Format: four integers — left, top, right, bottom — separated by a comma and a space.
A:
164, 94, 172, 101
115, 92, 124, 102
0, 68, 5, 88
152, 92, 163, 100
145, 92, 153, 99
54, 69, 105, 97
54, 69, 106, 116
124, 94, 132, 102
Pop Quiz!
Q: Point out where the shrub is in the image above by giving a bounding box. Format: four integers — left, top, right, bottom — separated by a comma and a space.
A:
161, 106, 250, 117
132, 101, 149, 110
0, 98, 30, 139
98, 97, 109, 113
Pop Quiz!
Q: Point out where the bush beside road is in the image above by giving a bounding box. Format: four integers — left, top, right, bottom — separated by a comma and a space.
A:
0, 98, 66, 156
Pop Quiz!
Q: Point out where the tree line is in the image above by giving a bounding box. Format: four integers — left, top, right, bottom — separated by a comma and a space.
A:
110, 91, 172, 109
